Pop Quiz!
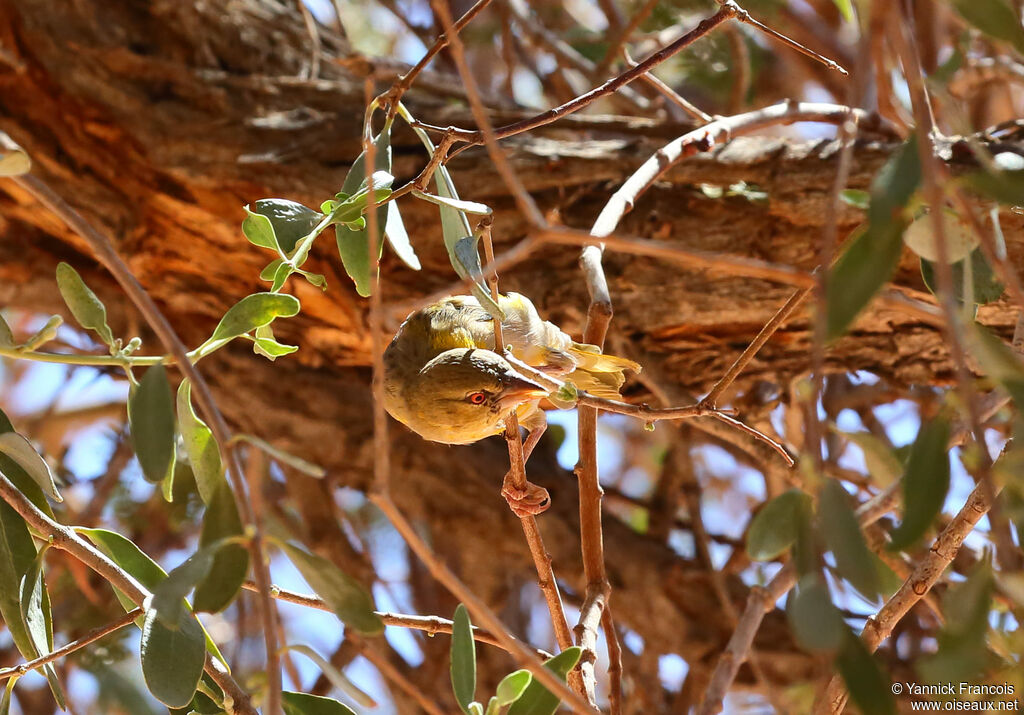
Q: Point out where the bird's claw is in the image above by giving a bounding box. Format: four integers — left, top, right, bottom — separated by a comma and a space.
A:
501, 473, 551, 518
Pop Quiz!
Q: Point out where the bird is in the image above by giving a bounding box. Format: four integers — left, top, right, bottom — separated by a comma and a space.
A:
383, 292, 639, 516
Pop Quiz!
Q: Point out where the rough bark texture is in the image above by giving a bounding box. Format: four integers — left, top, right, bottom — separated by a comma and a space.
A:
0, 0, 1021, 708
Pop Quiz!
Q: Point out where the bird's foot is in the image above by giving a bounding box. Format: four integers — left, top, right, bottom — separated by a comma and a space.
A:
501, 473, 551, 518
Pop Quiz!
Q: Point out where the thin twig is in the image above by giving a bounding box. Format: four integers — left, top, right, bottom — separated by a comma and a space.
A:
242, 581, 553, 658
371, 494, 598, 714
0, 608, 141, 682
479, 220, 575, 653
378, 0, 495, 113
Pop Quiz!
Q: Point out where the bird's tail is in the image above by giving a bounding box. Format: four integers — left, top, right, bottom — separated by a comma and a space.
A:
563, 343, 641, 400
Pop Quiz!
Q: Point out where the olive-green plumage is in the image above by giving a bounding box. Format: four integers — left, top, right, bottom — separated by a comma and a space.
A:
383, 292, 640, 445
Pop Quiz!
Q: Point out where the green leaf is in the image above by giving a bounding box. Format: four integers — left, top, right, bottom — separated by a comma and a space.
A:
495, 670, 532, 706
385, 201, 420, 270
251, 324, 298, 361
150, 544, 220, 628
414, 190, 492, 216
451, 604, 477, 714
0, 313, 14, 348
967, 323, 1024, 407
128, 364, 176, 484
79, 527, 230, 669
0, 677, 16, 715
403, 110, 501, 317
201, 293, 301, 353
282, 691, 357, 715
964, 164, 1024, 206
506, 647, 582, 715
55, 262, 114, 346
284, 644, 377, 709
176, 379, 224, 505
248, 199, 324, 255
232, 434, 326, 477
917, 560, 995, 682
281, 542, 383, 635
950, 0, 1024, 54
140, 604, 206, 707
0, 432, 61, 502
827, 137, 921, 340
19, 548, 65, 708
786, 576, 845, 651
840, 429, 903, 487
0, 502, 44, 684
832, 0, 853, 21
819, 479, 880, 601
192, 482, 248, 614
888, 417, 951, 551
260, 259, 286, 281
336, 127, 396, 297
746, 489, 812, 561
0, 410, 53, 518
921, 248, 1004, 307
903, 209, 978, 263
839, 189, 869, 210
20, 315, 62, 352
835, 632, 896, 715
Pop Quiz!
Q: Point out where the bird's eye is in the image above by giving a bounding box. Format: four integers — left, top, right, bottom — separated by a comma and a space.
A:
467, 391, 487, 405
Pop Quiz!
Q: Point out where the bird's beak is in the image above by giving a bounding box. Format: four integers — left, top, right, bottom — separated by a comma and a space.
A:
498, 372, 549, 408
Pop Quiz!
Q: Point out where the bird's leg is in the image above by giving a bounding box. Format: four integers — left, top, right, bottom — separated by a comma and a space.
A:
501, 412, 550, 517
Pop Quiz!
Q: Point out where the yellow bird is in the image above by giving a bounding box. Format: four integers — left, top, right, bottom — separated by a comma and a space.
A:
383, 292, 639, 514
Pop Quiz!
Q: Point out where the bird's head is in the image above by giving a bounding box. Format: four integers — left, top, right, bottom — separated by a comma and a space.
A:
391, 348, 549, 444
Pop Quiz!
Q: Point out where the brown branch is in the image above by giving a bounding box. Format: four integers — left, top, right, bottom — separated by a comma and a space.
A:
378, 0, 495, 113
371, 494, 597, 714
696, 483, 901, 714
446, 2, 739, 156
816, 480, 997, 714
430, 1, 575, 659
0, 608, 141, 682
9, 172, 275, 714
242, 581, 553, 659
0, 472, 255, 714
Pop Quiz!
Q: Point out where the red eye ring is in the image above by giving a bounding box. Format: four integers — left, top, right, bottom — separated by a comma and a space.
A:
468, 391, 487, 405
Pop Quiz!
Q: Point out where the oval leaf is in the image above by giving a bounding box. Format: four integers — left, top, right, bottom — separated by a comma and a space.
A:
385, 200, 420, 270
128, 365, 176, 484
451, 604, 477, 714
786, 577, 845, 651
56, 262, 114, 346
0, 409, 53, 517
951, 0, 1024, 54
921, 248, 1004, 307
19, 549, 65, 708
192, 483, 249, 615
506, 647, 582, 715
206, 293, 300, 347
746, 489, 812, 561
282, 692, 357, 715
495, 670, 532, 706
0, 501, 43, 680
250, 199, 323, 255
0, 432, 61, 502
827, 137, 921, 341
140, 605, 206, 707
281, 542, 383, 635
819, 479, 880, 601
840, 429, 903, 487
888, 417, 951, 551
176, 379, 224, 504
836, 632, 896, 715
